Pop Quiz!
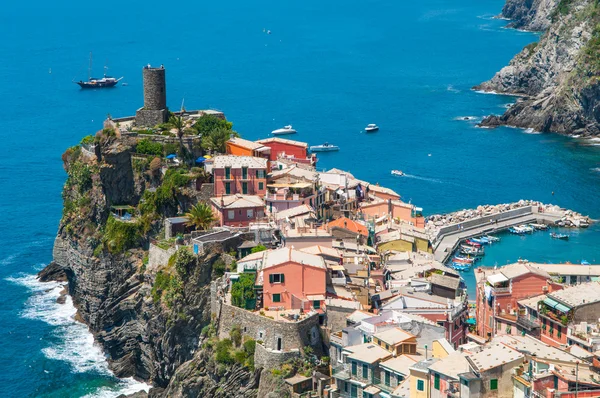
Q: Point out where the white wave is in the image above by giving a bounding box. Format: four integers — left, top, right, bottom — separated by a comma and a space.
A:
0, 253, 18, 266
447, 84, 460, 93
454, 116, 479, 121
523, 128, 542, 135
570, 134, 581, 138
402, 174, 443, 183
7, 274, 151, 397
592, 168, 600, 173
588, 137, 600, 142
82, 378, 150, 398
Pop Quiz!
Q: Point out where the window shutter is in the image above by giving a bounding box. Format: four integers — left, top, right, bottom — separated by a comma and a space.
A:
280, 274, 285, 283
256, 170, 259, 177
269, 274, 274, 284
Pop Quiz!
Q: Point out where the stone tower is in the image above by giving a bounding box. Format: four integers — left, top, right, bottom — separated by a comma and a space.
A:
135, 64, 169, 127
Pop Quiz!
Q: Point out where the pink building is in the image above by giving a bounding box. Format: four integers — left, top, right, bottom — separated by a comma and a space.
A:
210, 194, 265, 227
260, 247, 327, 311
210, 155, 268, 197
360, 199, 425, 228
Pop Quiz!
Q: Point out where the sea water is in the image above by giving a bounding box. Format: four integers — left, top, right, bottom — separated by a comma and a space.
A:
1, 0, 599, 396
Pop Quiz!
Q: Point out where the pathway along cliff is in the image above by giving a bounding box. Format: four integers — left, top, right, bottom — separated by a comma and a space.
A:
37, 131, 264, 397
476, 0, 600, 137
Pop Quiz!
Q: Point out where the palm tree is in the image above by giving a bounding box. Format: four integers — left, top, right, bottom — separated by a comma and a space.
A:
202, 127, 239, 154
185, 202, 216, 231
168, 114, 185, 144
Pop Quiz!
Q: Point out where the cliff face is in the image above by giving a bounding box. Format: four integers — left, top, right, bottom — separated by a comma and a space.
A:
501, 0, 559, 31
477, 0, 600, 137
42, 132, 261, 397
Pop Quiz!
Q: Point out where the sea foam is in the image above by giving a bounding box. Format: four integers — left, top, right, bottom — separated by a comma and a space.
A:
7, 274, 151, 397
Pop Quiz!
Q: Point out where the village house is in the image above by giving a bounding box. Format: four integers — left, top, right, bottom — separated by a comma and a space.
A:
428, 352, 471, 398
324, 216, 371, 245
225, 137, 271, 161
360, 198, 425, 228
210, 194, 265, 227
258, 247, 327, 314
209, 155, 268, 197
376, 225, 431, 253
255, 137, 316, 166
474, 263, 554, 341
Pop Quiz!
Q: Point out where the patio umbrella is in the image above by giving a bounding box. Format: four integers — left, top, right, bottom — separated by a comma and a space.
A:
166, 154, 177, 159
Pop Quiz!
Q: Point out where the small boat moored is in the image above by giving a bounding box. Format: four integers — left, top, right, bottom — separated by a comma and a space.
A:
391, 170, 404, 176
309, 142, 339, 152
365, 124, 379, 132
485, 235, 500, 242
272, 125, 297, 135
551, 232, 569, 240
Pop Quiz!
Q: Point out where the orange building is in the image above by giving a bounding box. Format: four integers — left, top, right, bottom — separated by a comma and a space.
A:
225, 137, 271, 160
260, 247, 327, 312
360, 199, 425, 227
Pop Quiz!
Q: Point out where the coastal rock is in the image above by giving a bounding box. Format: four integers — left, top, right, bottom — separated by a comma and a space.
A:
501, 0, 559, 31
37, 261, 67, 282
477, 0, 600, 137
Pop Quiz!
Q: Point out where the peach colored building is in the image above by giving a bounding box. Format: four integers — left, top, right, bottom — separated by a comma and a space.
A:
260, 247, 327, 311
360, 199, 425, 227
210, 155, 268, 197
210, 194, 265, 227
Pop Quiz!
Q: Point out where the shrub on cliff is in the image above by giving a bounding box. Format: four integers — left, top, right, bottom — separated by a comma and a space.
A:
231, 274, 257, 309
173, 248, 195, 279
66, 161, 94, 195
136, 139, 163, 156
103, 216, 142, 254
215, 339, 234, 365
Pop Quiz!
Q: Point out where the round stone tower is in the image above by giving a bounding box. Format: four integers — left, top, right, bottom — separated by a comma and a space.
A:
135, 64, 169, 127
142, 66, 167, 110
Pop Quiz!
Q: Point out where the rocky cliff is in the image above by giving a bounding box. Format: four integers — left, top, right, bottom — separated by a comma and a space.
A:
39, 130, 262, 397
477, 0, 600, 137
501, 0, 559, 31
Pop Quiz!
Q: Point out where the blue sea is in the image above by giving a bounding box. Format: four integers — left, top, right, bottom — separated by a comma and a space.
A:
1, 0, 599, 396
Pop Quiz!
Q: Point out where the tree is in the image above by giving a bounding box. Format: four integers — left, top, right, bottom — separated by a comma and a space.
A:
185, 202, 216, 231
202, 127, 238, 154
193, 114, 234, 136
251, 245, 267, 254
231, 274, 256, 309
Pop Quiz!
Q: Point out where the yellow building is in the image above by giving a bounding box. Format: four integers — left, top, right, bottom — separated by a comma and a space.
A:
431, 338, 454, 359
409, 358, 438, 398
376, 227, 432, 253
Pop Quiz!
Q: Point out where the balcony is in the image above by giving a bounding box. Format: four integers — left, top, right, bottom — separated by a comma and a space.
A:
491, 285, 511, 295
445, 382, 461, 398
332, 364, 351, 381
331, 277, 347, 286
371, 376, 395, 394
517, 316, 540, 331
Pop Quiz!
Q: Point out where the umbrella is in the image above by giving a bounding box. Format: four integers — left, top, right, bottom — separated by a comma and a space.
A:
166, 154, 177, 159
195, 156, 206, 163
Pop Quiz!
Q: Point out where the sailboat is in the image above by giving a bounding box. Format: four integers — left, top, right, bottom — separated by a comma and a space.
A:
75, 53, 122, 88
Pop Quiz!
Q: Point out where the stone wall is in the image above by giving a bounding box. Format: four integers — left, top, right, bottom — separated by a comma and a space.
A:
216, 300, 322, 354
142, 67, 167, 110
254, 343, 301, 370
135, 108, 168, 128
325, 304, 359, 333
148, 243, 176, 273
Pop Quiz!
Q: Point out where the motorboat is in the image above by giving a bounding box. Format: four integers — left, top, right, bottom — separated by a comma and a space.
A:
529, 223, 549, 230
518, 224, 535, 233
309, 142, 339, 152
551, 232, 569, 240
391, 170, 404, 176
485, 235, 500, 242
453, 256, 475, 264
464, 239, 482, 247
451, 263, 471, 271
460, 245, 485, 256
365, 124, 379, 132
272, 125, 297, 135
509, 226, 529, 235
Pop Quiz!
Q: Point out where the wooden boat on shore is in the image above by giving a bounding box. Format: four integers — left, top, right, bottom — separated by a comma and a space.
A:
551, 232, 569, 240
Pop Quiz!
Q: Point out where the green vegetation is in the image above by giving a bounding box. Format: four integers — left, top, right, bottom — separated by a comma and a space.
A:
212, 258, 227, 278
66, 161, 94, 195
215, 338, 234, 364
151, 270, 183, 307
132, 157, 149, 172
136, 138, 163, 156
173, 247, 196, 279
231, 273, 257, 309
250, 245, 267, 254
103, 216, 142, 254
557, 0, 573, 15
230, 325, 242, 347
185, 202, 216, 231
193, 114, 233, 136
80, 135, 95, 145
581, 23, 600, 80
202, 127, 238, 154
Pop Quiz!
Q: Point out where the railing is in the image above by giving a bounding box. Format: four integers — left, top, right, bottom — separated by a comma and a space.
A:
332, 364, 350, 380
371, 376, 395, 393
331, 277, 347, 286
492, 285, 511, 294
517, 316, 540, 331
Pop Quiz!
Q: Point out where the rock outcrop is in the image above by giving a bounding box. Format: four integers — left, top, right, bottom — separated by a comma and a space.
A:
501, 0, 559, 31
477, 0, 600, 137
39, 133, 263, 397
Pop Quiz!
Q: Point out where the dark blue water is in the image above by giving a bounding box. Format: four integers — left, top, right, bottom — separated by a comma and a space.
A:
1, 0, 599, 396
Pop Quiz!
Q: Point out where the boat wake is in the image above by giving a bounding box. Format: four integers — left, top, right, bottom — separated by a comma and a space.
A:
6, 274, 151, 398
454, 116, 480, 122
401, 173, 443, 183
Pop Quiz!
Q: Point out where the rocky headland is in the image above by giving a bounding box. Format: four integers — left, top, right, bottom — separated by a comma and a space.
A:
476, 0, 600, 137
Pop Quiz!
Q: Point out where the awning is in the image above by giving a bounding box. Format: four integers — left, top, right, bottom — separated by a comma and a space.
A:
166, 154, 177, 159
487, 273, 509, 285
555, 303, 571, 313
306, 295, 326, 301
256, 146, 271, 153
267, 182, 312, 189
330, 265, 346, 271
543, 297, 559, 308
195, 156, 206, 163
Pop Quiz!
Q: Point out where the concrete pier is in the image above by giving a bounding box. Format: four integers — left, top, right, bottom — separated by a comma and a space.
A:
431, 206, 564, 263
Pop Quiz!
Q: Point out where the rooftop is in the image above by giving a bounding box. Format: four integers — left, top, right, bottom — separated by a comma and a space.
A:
237, 250, 267, 263
211, 155, 267, 169
391, 378, 411, 398
548, 281, 600, 308
522, 262, 600, 277
410, 358, 439, 372
299, 245, 342, 259
379, 355, 419, 375
347, 310, 375, 324
255, 137, 308, 148
467, 343, 523, 372
475, 263, 551, 284
274, 204, 314, 221
210, 194, 265, 209
227, 137, 267, 151
517, 294, 547, 310
373, 327, 416, 346
430, 274, 461, 290
344, 343, 392, 364
263, 247, 326, 270
325, 217, 369, 237
428, 352, 471, 379
270, 165, 318, 182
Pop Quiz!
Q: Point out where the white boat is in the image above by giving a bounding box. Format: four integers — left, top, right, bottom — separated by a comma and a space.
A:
272, 125, 297, 135
391, 170, 404, 176
310, 142, 339, 152
365, 124, 379, 132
